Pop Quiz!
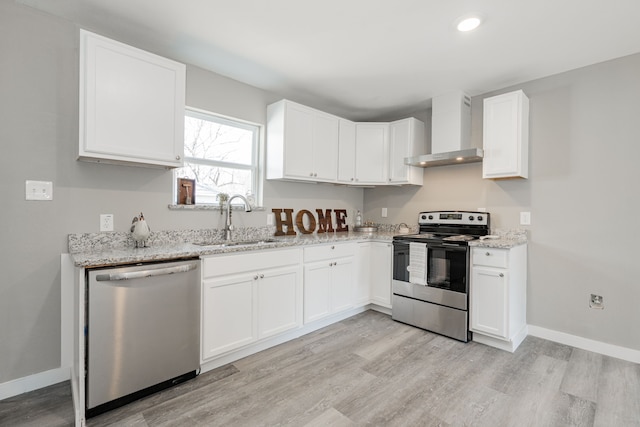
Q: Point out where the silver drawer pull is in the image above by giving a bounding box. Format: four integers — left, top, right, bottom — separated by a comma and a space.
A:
485, 252, 491, 256
499, 273, 504, 277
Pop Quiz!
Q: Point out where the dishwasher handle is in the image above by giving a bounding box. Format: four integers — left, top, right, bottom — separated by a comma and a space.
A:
95, 262, 198, 282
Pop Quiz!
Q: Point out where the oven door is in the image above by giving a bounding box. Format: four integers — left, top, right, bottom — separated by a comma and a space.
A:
426, 243, 469, 294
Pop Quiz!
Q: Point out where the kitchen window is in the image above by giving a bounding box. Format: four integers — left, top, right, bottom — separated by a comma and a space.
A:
174, 108, 261, 206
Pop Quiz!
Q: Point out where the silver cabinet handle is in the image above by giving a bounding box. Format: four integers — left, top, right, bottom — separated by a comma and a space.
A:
260, 274, 264, 279
95, 262, 198, 282
499, 273, 504, 277
485, 252, 491, 256
253, 275, 259, 280
331, 245, 335, 249
175, 155, 181, 160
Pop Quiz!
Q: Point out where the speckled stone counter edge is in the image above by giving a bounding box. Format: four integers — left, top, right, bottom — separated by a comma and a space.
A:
469, 228, 528, 249
68, 224, 416, 268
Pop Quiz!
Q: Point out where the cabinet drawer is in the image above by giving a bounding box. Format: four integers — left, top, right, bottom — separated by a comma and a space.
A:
304, 242, 356, 263
472, 248, 508, 268
203, 248, 302, 278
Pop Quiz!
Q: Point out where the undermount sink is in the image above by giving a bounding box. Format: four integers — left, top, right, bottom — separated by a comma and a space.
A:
192, 239, 279, 248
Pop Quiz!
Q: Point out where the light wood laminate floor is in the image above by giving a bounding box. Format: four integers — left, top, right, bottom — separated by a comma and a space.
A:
2, 311, 639, 426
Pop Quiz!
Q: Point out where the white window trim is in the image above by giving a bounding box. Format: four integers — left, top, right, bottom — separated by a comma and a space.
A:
170, 107, 263, 209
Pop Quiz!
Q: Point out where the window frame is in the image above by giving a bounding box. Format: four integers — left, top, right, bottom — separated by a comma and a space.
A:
174, 107, 263, 207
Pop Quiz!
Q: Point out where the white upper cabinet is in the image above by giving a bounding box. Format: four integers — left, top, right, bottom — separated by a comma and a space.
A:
267, 99, 424, 186
354, 123, 389, 185
79, 30, 186, 168
337, 119, 357, 184
266, 99, 339, 182
388, 118, 426, 185
482, 90, 529, 179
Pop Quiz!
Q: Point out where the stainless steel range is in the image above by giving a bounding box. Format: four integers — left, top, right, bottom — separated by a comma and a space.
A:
392, 211, 490, 342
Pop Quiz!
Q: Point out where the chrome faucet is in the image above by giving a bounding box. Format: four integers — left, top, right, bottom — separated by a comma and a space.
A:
224, 194, 252, 240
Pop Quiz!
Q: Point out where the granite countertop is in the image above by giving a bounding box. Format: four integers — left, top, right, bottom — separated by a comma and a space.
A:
69, 228, 398, 268
468, 229, 528, 249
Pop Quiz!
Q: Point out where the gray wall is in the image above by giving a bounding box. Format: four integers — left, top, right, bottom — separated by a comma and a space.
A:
364, 53, 640, 350
0, 2, 362, 384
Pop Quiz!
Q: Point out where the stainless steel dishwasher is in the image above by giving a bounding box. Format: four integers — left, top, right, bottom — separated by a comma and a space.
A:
86, 259, 200, 417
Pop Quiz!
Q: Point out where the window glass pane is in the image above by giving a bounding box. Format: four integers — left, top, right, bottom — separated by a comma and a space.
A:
177, 163, 253, 204
184, 115, 253, 165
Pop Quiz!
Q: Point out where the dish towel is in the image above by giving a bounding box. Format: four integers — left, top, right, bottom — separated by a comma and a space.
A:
409, 242, 427, 286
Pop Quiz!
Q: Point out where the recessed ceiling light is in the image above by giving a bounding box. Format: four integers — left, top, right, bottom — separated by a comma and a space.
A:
456, 16, 482, 32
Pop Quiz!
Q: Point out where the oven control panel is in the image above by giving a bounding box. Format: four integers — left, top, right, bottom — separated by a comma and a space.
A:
418, 211, 489, 226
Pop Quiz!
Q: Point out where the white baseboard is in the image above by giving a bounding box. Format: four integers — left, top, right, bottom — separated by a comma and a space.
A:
0, 367, 70, 401
528, 325, 640, 364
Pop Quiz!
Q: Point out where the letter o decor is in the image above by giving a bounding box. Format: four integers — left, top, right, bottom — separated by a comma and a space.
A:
295, 209, 317, 234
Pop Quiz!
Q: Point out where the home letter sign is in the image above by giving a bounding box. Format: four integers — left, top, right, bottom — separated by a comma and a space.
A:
272, 208, 349, 236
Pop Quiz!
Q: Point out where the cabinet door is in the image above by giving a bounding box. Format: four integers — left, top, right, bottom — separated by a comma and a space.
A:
337, 119, 357, 183
470, 267, 508, 338
389, 118, 425, 185
79, 30, 185, 168
257, 266, 301, 339
283, 103, 315, 179
388, 119, 411, 183
331, 257, 355, 313
202, 275, 256, 360
312, 113, 339, 181
355, 123, 389, 184
303, 262, 332, 323
370, 242, 392, 307
483, 90, 529, 179
355, 243, 372, 305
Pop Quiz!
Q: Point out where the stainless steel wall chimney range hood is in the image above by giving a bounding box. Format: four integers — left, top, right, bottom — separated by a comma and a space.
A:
406, 91, 483, 168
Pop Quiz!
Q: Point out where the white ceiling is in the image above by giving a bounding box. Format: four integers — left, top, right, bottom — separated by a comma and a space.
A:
17, 0, 640, 120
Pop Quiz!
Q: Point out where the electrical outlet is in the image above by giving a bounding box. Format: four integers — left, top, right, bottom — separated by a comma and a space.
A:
266, 214, 274, 226
381, 208, 388, 218
589, 294, 604, 309
100, 214, 114, 232
520, 211, 531, 225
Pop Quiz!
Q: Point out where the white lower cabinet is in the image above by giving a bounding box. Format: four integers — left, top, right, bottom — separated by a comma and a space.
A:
369, 242, 392, 307
470, 244, 527, 352
303, 243, 356, 323
355, 243, 372, 305
200, 239, 394, 363
201, 249, 302, 361
356, 242, 392, 308
202, 274, 256, 358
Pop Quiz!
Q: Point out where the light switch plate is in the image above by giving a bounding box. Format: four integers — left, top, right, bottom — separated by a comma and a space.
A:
520, 211, 531, 225
25, 180, 53, 201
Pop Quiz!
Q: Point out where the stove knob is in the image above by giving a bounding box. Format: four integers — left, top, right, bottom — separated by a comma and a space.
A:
477, 215, 483, 221
468, 215, 474, 221
421, 215, 427, 220
428, 215, 433, 220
